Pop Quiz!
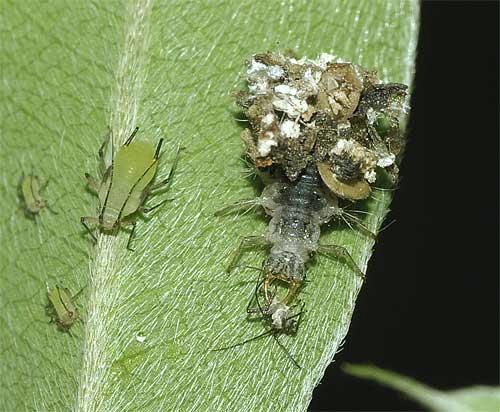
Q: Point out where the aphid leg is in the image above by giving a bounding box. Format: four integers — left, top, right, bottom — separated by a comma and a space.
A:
317, 244, 365, 279
72, 285, 86, 301
46, 203, 59, 215
84, 173, 100, 193
142, 198, 174, 214
227, 236, 269, 273
271, 333, 302, 369
98, 128, 111, 159
247, 273, 265, 314
126, 222, 137, 251
80, 216, 98, 242
149, 144, 180, 192
214, 199, 262, 217
39, 177, 50, 193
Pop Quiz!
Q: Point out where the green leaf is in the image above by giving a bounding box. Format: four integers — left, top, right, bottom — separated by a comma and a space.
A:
0, 1, 419, 410
343, 364, 500, 412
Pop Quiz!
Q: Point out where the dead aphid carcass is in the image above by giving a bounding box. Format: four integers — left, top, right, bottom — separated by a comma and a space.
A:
214, 273, 305, 368
46, 284, 83, 333
81, 127, 179, 250
18, 173, 56, 220
218, 52, 408, 358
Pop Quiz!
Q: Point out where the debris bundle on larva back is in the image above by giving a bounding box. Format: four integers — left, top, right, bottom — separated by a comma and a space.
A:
237, 51, 407, 194
219, 51, 408, 367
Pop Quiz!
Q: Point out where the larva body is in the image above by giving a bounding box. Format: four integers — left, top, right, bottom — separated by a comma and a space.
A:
258, 165, 341, 304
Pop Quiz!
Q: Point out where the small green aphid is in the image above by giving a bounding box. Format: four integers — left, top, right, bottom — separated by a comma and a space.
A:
17, 173, 55, 219
46, 285, 81, 332
81, 127, 177, 250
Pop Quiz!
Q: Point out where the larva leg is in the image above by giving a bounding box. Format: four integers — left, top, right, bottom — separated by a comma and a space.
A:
227, 236, 269, 273
317, 244, 365, 279
214, 199, 262, 217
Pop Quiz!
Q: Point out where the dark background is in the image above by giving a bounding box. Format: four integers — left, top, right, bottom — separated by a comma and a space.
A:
309, 2, 499, 411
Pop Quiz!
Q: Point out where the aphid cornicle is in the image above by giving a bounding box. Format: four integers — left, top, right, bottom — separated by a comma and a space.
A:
46, 285, 82, 332
17, 173, 55, 219
81, 127, 178, 250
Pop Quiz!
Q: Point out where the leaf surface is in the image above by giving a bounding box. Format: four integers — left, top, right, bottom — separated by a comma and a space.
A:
0, 1, 419, 410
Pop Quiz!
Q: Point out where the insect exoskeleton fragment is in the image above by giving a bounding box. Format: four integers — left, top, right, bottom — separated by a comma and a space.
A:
216, 51, 409, 366
81, 127, 179, 250
45, 284, 83, 333
17, 172, 56, 220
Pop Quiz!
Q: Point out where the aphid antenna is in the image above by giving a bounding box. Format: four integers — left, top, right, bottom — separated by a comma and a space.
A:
211, 323, 302, 369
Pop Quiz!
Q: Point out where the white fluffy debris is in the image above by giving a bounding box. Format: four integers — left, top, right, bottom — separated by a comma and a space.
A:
257, 135, 278, 157
267, 298, 292, 330
377, 153, 396, 168
280, 119, 301, 139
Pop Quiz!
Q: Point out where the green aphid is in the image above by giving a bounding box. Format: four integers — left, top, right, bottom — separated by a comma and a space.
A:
46, 285, 81, 332
81, 127, 178, 250
17, 173, 54, 219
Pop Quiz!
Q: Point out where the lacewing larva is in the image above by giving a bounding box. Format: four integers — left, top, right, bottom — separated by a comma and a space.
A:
46, 285, 82, 332
81, 127, 179, 250
215, 52, 408, 366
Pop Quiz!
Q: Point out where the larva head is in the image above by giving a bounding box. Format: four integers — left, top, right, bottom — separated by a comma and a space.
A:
263, 251, 305, 282
19, 174, 47, 214
46, 286, 79, 332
